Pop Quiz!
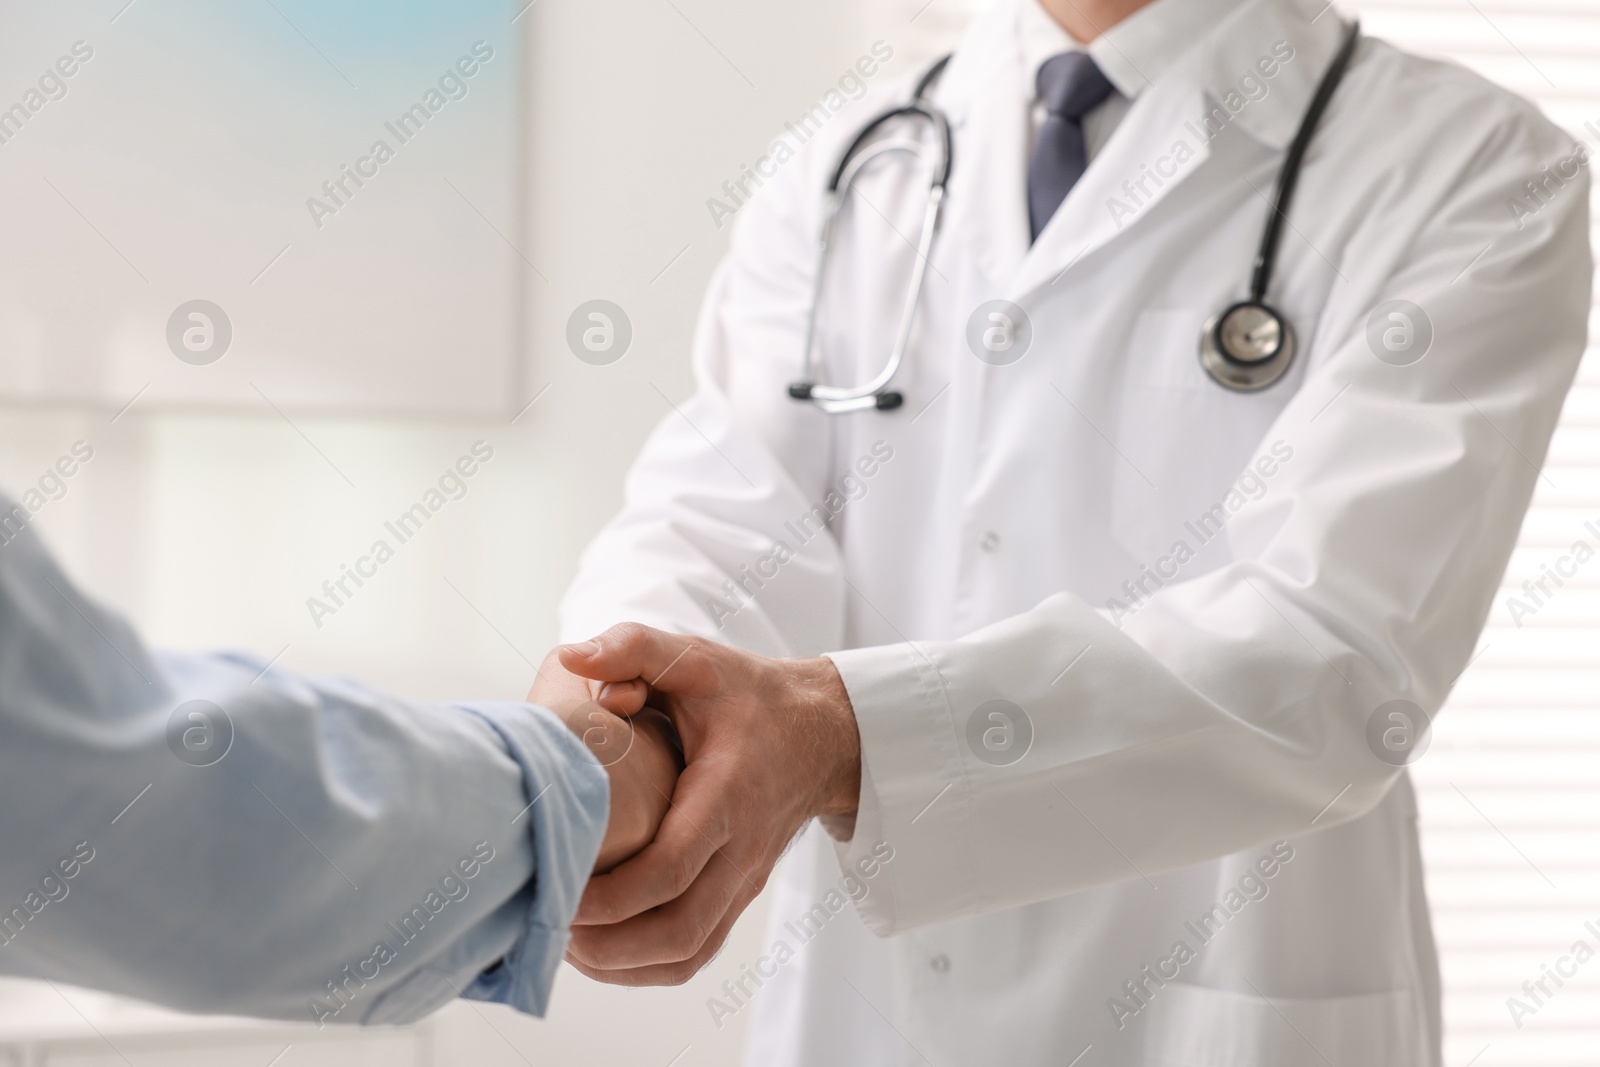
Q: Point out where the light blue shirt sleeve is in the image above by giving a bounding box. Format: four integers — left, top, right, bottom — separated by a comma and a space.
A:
0, 498, 609, 1025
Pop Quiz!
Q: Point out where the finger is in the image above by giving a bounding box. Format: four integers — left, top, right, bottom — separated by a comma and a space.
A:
564, 881, 759, 987
592, 677, 648, 716
574, 759, 730, 924
560, 624, 708, 692
630, 707, 686, 769
567, 850, 751, 970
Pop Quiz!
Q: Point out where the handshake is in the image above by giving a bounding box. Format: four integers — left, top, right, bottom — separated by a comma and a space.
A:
526, 624, 864, 986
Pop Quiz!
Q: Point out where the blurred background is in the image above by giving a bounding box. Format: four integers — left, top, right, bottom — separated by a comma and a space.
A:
0, 0, 1595, 1064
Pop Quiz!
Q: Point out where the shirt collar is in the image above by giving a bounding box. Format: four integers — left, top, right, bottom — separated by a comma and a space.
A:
1019, 0, 1082, 93
1020, 0, 1252, 100
1007, 0, 1354, 149
1186, 0, 1355, 148
1089, 0, 1250, 98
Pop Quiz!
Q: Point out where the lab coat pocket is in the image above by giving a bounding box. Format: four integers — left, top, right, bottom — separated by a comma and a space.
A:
1123, 309, 1214, 392
1134, 981, 1427, 1067
1110, 309, 1292, 566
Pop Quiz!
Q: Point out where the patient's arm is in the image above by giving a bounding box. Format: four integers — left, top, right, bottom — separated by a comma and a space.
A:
0, 497, 618, 1024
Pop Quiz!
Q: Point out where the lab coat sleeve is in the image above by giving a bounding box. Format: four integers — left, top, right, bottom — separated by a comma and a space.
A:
828, 109, 1593, 931
0, 504, 608, 1024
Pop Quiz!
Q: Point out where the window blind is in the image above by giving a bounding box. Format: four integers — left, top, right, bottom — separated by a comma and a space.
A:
1351, 4, 1600, 1063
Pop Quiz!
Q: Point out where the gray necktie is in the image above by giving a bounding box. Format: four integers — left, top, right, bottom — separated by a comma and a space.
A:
1027, 51, 1115, 242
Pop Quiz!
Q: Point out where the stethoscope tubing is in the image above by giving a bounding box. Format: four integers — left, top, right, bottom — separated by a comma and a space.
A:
1201, 18, 1360, 391
798, 144, 943, 408
791, 63, 952, 413
794, 20, 1362, 408
1247, 19, 1362, 306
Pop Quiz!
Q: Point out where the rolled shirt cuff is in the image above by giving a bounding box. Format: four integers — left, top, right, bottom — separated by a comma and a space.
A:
458, 702, 609, 1016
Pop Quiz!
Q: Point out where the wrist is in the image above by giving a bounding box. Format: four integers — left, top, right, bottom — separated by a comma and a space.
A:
588, 707, 681, 874
588, 722, 640, 875
554, 702, 631, 871
793, 656, 861, 820
594, 778, 630, 874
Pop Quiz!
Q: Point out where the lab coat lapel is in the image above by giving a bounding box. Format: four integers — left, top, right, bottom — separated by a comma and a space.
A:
1009, 68, 1214, 301
934, 8, 1032, 292
1008, 0, 1348, 303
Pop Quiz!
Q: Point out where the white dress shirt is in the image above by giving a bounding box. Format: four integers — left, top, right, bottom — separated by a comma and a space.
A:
1020, 0, 1130, 161
1022, 0, 1246, 163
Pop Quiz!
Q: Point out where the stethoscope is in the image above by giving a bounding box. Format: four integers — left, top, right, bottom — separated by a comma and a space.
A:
789, 20, 1361, 411
788, 57, 952, 413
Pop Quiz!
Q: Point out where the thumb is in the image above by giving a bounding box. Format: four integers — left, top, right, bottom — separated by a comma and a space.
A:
560, 623, 705, 691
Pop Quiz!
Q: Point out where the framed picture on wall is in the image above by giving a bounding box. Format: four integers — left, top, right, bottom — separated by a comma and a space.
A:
0, 0, 529, 415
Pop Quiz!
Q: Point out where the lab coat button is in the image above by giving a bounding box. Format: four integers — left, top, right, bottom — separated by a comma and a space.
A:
979, 531, 1000, 552
930, 953, 951, 973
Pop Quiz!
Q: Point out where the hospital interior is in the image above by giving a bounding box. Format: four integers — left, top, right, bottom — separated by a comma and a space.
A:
0, 0, 1596, 1064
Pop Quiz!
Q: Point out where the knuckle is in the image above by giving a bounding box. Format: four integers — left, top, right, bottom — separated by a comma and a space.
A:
604, 621, 645, 651
564, 937, 601, 968
702, 806, 734, 846
659, 963, 694, 987
663, 852, 700, 897
694, 913, 721, 953
578, 890, 621, 925
705, 930, 733, 966
712, 873, 743, 914
667, 915, 712, 962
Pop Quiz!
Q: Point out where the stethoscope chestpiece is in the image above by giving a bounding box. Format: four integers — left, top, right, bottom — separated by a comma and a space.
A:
1196, 19, 1360, 394
1199, 300, 1296, 392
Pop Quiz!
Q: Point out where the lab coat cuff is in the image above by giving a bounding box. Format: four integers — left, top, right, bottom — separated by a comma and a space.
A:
458, 702, 610, 1016
824, 641, 981, 936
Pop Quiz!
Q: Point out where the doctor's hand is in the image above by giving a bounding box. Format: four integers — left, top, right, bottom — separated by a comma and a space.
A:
556, 624, 861, 985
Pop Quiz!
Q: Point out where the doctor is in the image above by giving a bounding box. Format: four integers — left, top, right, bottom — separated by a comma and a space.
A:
558, 0, 1589, 1063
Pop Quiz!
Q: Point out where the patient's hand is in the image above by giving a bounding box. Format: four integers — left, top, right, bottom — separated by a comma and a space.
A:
526, 649, 680, 872
572, 705, 682, 873
528, 647, 648, 719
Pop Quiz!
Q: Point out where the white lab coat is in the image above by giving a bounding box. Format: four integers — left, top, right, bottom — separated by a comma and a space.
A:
561, 0, 1592, 1061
